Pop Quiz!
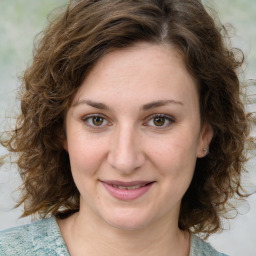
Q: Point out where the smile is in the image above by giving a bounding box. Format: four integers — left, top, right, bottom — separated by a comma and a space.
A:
101, 180, 155, 200
112, 184, 147, 190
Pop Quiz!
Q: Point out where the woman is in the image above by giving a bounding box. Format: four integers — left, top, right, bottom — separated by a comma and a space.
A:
0, 0, 254, 255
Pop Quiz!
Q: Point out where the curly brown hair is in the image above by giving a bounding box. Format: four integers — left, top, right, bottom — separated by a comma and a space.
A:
1, 0, 255, 237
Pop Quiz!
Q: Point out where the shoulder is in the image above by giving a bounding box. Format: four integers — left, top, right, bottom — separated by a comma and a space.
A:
0, 217, 69, 256
190, 234, 229, 256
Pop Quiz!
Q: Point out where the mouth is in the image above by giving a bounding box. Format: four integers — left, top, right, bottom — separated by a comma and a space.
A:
112, 184, 149, 190
101, 180, 155, 200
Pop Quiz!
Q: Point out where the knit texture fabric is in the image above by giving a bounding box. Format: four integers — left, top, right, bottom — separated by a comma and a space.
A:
0, 218, 69, 256
0, 217, 228, 256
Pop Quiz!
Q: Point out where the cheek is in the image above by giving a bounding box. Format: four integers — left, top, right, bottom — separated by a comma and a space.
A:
67, 138, 107, 198
147, 132, 199, 176
67, 133, 108, 176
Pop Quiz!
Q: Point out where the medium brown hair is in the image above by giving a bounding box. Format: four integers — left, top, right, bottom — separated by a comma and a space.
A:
1, 0, 255, 236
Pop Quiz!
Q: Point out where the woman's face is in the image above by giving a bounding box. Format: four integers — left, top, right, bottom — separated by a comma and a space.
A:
64, 42, 212, 230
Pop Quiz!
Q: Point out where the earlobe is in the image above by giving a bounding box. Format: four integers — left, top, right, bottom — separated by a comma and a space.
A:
197, 122, 214, 158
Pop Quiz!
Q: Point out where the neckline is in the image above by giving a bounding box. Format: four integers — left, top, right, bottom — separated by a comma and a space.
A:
52, 216, 197, 256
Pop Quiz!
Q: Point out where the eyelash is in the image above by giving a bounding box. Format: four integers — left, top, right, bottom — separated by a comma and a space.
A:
82, 114, 175, 130
144, 114, 175, 129
82, 114, 110, 129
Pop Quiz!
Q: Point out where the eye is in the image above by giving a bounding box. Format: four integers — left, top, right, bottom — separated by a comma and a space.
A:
82, 115, 109, 128
91, 116, 105, 126
153, 116, 166, 126
146, 114, 175, 128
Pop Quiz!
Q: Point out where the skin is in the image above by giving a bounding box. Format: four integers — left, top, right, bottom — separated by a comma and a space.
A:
59, 42, 213, 256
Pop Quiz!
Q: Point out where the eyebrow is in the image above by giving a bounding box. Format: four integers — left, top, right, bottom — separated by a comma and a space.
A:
72, 99, 110, 110
142, 99, 183, 111
72, 99, 183, 110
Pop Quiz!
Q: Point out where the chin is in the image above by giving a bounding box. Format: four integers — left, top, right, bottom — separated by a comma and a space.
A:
102, 209, 154, 231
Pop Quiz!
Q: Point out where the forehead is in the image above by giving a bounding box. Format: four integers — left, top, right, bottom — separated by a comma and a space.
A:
73, 42, 198, 106
87, 43, 186, 78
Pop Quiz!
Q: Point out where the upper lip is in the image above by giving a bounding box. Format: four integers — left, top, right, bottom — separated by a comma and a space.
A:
101, 180, 155, 187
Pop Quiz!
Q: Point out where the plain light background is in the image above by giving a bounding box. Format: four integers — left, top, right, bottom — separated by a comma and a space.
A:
0, 1, 255, 255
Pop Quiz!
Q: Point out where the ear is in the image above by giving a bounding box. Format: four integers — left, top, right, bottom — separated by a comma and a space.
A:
61, 132, 69, 152
197, 122, 214, 158
62, 139, 69, 152
60, 124, 69, 152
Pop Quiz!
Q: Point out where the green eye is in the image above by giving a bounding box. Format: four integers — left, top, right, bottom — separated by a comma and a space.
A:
92, 116, 104, 126
153, 116, 166, 126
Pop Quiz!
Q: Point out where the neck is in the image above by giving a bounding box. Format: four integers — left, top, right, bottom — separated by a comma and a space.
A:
58, 209, 190, 256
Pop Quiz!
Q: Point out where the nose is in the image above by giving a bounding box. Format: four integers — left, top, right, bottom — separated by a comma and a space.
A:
107, 125, 145, 174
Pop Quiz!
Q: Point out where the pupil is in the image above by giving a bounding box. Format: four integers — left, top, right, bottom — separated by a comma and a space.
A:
154, 117, 165, 126
93, 116, 103, 126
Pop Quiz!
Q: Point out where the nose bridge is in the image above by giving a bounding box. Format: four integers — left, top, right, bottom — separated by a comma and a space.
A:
108, 123, 144, 173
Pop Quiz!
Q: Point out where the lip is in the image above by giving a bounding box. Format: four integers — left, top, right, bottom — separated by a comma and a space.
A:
103, 180, 153, 187
101, 180, 155, 201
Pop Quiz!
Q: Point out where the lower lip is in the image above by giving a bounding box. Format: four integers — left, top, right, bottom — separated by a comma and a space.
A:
102, 182, 154, 201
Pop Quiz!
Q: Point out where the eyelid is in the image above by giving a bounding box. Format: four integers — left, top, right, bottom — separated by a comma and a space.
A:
143, 113, 175, 128
82, 114, 111, 129
81, 113, 175, 130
